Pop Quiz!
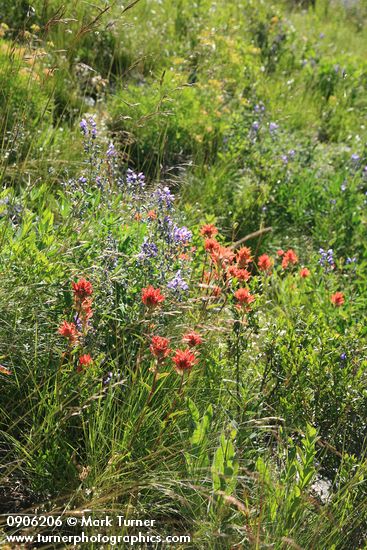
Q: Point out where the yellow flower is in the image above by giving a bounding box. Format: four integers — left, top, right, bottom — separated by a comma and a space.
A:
172, 57, 185, 65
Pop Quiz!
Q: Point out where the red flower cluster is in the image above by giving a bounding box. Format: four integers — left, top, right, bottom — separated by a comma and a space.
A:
258, 254, 273, 272
58, 278, 94, 374
234, 287, 255, 308
237, 247, 253, 268
210, 245, 235, 268
281, 249, 298, 269
77, 354, 93, 373
72, 278, 94, 329
58, 320, 80, 344
147, 209, 157, 220
227, 266, 251, 281
172, 349, 198, 375
150, 336, 171, 361
182, 331, 202, 347
72, 278, 93, 302
204, 238, 220, 253
331, 292, 345, 306
200, 224, 218, 238
149, 329, 202, 375
80, 297, 93, 324
0, 365, 12, 375
142, 286, 165, 308
300, 267, 310, 278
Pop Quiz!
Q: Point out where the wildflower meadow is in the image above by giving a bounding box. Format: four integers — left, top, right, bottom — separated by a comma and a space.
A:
0, 0, 366, 548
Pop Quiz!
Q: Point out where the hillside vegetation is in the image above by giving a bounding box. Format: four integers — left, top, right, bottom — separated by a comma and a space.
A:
0, 1, 366, 548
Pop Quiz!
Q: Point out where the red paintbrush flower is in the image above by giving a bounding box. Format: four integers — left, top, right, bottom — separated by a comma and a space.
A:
281, 249, 298, 269
210, 245, 235, 268
235, 268, 251, 281
237, 246, 253, 268
300, 267, 310, 278
77, 354, 93, 373
227, 265, 239, 277
147, 209, 157, 220
331, 291, 345, 306
258, 254, 273, 272
204, 238, 220, 253
277, 249, 285, 257
234, 287, 255, 307
227, 266, 251, 282
142, 286, 165, 308
80, 297, 93, 322
200, 224, 218, 238
72, 278, 93, 302
58, 321, 80, 343
0, 365, 12, 375
172, 349, 198, 375
150, 336, 171, 361
182, 331, 203, 348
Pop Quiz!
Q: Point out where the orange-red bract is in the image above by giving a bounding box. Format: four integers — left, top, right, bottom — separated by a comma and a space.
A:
331, 291, 345, 306
200, 224, 218, 238
234, 287, 255, 307
72, 278, 93, 301
172, 349, 198, 375
150, 336, 171, 361
142, 286, 165, 308
182, 331, 203, 347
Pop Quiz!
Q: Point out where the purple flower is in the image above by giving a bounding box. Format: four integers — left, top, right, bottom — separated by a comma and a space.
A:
80, 119, 88, 136
103, 371, 113, 385
88, 117, 97, 138
78, 176, 87, 184
351, 153, 360, 163
346, 256, 357, 264
281, 155, 288, 164
254, 103, 265, 113
269, 122, 279, 133
167, 270, 189, 292
73, 314, 83, 332
340, 353, 347, 362
173, 225, 192, 244
107, 142, 117, 157
138, 239, 158, 261
155, 186, 175, 209
319, 248, 334, 270
252, 121, 260, 132
126, 169, 145, 190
